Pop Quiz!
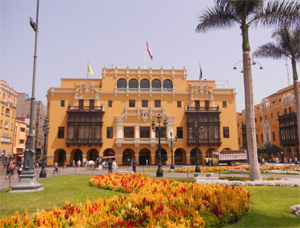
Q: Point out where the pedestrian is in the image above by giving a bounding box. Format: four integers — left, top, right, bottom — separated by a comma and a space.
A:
165, 160, 168, 167
132, 159, 137, 173
77, 160, 81, 167
63, 160, 66, 169
53, 162, 58, 175
146, 159, 148, 167
108, 159, 113, 174
17, 163, 23, 178
9, 161, 16, 179
72, 160, 75, 167
5, 161, 10, 179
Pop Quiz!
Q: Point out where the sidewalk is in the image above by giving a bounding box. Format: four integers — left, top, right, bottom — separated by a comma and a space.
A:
1, 165, 298, 190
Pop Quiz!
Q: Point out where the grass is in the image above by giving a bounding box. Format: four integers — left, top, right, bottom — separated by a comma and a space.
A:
0, 175, 299, 227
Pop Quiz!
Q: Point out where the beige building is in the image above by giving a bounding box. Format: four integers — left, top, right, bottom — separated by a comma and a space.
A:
13, 117, 29, 162
237, 83, 300, 161
16, 93, 47, 159
46, 66, 239, 166
0, 80, 18, 160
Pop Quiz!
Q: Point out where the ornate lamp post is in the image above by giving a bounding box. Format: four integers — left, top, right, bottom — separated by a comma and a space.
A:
167, 131, 177, 170
11, 0, 43, 192
194, 121, 201, 173
151, 114, 167, 177
39, 117, 49, 178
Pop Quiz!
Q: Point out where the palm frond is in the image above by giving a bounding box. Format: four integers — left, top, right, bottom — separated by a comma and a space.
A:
254, 0, 300, 27
254, 42, 289, 60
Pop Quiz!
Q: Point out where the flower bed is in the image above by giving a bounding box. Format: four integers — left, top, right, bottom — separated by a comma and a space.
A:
1, 173, 251, 227
175, 165, 299, 173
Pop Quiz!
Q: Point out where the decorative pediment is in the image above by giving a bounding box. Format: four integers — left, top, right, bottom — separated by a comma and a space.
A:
281, 93, 294, 108
260, 98, 270, 113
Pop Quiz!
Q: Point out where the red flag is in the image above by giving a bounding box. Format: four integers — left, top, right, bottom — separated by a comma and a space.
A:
146, 41, 153, 60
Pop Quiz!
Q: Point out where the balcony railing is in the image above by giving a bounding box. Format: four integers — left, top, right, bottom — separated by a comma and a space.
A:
186, 106, 219, 112
66, 138, 103, 146
68, 106, 104, 112
115, 88, 174, 93
187, 137, 221, 146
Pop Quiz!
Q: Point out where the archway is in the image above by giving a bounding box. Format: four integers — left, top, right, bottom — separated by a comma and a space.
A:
155, 148, 167, 165
174, 148, 185, 164
206, 148, 216, 159
190, 148, 203, 164
89, 149, 99, 161
74, 149, 83, 163
58, 150, 66, 165
139, 148, 151, 165
123, 148, 134, 165
103, 148, 115, 156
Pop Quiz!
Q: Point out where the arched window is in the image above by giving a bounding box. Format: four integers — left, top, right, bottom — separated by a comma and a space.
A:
163, 79, 173, 88
152, 79, 161, 89
117, 79, 127, 88
129, 79, 138, 88
140, 79, 150, 88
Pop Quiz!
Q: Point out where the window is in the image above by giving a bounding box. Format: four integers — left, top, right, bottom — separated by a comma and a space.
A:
177, 101, 181, 108
107, 127, 113, 138
5, 108, 10, 116
271, 113, 273, 119
79, 99, 84, 109
58, 127, 65, 139
19, 139, 25, 144
223, 127, 229, 138
124, 127, 134, 138
272, 132, 276, 141
140, 79, 150, 88
61, 100, 65, 107
222, 101, 227, 108
195, 100, 200, 110
129, 79, 138, 88
20, 127, 25, 132
163, 79, 173, 88
89, 99, 94, 109
284, 108, 287, 114
154, 100, 161, 108
117, 78, 127, 88
277, 111, 280, 116
177, 127, 183, 138
152, 79, 161, 88
261, 134, 263, 142
155, 127, 166, 138
140, 127, 150, 138
129, 100, 135, 107
289, 107, 292, 113
108, 100, 112, 107
260, 116, 262, 121
255, 118, 257, 123
142, 100, 148, 107
205, 100, 209, 110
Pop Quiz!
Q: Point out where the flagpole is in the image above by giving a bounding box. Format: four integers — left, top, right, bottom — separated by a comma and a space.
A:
144, 39, 147, 69
87, 61, 89, 79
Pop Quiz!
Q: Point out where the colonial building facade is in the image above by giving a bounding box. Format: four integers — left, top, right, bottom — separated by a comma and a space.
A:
46, 66, 238, 166
237, 83, 300, 161
0, 80, 17, 159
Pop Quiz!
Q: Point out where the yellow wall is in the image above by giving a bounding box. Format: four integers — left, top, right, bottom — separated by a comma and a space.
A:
46, 67, 238, 166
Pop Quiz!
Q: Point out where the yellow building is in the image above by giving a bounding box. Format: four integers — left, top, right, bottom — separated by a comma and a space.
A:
0, 80, 18, 160
13, 117, 29, 162
46, 66, 238, 166
237, 83, 300, 161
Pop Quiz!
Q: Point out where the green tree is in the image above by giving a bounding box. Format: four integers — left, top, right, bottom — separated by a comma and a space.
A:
254, 25, 300, 156
258, 143, 283, 159
196, 0, 300, 181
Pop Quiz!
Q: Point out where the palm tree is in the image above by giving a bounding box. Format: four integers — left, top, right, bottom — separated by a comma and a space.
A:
254, 25, 300, 160
196, 0, 300, 181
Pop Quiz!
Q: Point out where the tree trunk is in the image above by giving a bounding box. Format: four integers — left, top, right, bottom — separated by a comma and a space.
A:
292, 59, 300, 161
243, 52, 262, 181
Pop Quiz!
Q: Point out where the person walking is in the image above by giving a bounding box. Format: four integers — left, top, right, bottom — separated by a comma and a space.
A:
53, 162, 58, 175
108, 159, 113, 174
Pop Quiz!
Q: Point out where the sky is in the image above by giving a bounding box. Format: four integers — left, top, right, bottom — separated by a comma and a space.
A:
1, 0, 299, 113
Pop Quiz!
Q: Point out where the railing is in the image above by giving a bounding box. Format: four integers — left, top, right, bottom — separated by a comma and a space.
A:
187, 137, 221, 145
66, 138, 103, 144
68, 106, 104, 111
186, 106, 219, 111
115, 88, 175, 93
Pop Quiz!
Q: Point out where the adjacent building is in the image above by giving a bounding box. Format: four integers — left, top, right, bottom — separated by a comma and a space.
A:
237, 83, 300, 161
0, 80, 18, 161
46, 66, 239, 166
16, 93, 47, 160
13, 117, 29, 162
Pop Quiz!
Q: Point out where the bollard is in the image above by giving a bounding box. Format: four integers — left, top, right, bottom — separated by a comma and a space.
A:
8, 175, 11, 190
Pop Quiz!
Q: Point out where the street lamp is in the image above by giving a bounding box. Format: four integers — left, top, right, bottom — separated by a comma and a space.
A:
151, 114, 167, 177
11, 0, 43, 192
39, 117, 49, 178
166, 131, 177, 170
233, 59, 263, 73
194, 122, 201, 173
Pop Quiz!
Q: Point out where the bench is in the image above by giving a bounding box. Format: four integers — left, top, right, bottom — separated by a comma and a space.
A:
193, 172, 214, 178
228, 169, 246, 174
182, 166, 195, 169
118, 170, 134, 174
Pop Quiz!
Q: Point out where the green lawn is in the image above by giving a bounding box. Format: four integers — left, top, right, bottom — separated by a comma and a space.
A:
0, 175, 299, 227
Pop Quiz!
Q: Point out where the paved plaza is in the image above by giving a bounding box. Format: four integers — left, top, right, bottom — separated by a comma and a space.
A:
1, 164, 299, 190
